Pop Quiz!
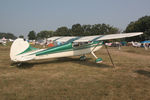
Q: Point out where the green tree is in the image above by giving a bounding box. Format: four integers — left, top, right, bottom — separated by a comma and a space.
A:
90, 24, 119, 35
54, 27, 70, 36
71, 24, 84, 36
28, 30, 36, 40
19, 35, 24, 38
125, 15, 150, 41
82, 25, 92, 36
37, 30, 53, 39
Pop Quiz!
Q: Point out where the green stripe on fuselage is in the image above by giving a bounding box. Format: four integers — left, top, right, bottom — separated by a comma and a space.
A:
17, 45, 38, 55
36, 42, 73, 56
35, 41, 103, 56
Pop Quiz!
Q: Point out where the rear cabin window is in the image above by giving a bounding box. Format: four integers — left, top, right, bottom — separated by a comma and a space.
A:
72, 42, 89, 48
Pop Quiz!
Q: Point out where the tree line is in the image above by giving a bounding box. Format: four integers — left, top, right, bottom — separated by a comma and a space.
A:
28, 23, 119, 40
1, 15, 150, 42
28, 15, 150, 41
0, 32, 17, 39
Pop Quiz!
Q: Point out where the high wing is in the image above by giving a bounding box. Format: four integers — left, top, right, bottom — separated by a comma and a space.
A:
47, 36, 76, 42
47, 32, 143, 43
97, 32, 143, 41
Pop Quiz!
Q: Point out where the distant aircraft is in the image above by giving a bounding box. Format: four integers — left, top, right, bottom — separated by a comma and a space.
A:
141, 40, 150, 50
10, 32, 143, 66
0, 37, 7, 45
131, 41, 141, 47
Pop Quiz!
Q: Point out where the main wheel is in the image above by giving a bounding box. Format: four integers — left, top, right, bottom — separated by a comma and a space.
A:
80, 55, 86, 61
96, 58, 103, 63
17, 63, 23, 67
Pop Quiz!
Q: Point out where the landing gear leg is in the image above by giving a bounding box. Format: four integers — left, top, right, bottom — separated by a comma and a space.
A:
91, 52, 102, 63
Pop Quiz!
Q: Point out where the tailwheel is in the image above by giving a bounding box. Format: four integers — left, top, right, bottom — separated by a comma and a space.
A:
80, 55, 86, 61
10, 62, 23, 67
96, 58, 103, 63
17, 63, 23, 67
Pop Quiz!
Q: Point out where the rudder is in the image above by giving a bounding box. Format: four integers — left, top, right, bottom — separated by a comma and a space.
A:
10, 38, 30, 62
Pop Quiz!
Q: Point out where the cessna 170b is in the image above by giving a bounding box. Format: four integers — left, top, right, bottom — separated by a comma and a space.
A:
10, 32, 143, 65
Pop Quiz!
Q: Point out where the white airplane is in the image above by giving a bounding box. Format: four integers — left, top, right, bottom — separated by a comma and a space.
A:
131, 41, 141, 47
10, 32, 143, 65
0, 37, 7, 45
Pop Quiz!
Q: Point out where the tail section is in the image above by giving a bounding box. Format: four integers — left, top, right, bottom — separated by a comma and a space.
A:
10, 38, 36, 62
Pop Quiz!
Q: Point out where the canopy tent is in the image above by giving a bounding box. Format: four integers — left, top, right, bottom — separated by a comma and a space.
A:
2, 37, 7, 41
141, 41, 150, 43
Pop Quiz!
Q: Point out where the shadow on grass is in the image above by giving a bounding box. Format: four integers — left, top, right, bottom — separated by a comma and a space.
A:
15, 57, 112, 69
68, 57, 112, 68
11, 62, 33, 69
135, 70, 150, 78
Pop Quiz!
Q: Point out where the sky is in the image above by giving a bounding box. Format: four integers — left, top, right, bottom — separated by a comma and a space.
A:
0, 0, 150, 37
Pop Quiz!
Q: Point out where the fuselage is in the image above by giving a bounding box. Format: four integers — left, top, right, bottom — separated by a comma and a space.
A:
12, 41, 103, 62
35, 41, 103, 60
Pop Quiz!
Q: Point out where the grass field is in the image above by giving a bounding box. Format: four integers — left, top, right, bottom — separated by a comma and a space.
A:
0, 44, 150, 100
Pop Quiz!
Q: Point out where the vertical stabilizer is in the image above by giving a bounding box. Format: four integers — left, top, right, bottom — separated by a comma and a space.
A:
10, 38, 30, 62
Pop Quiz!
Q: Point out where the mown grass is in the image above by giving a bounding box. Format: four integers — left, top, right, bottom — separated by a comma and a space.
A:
0, 45, 150, 100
